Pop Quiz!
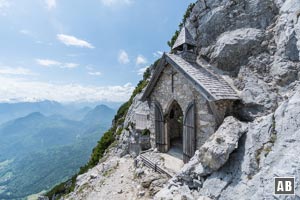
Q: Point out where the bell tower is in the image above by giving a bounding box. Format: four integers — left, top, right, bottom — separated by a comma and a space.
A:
172, 27, 197, 63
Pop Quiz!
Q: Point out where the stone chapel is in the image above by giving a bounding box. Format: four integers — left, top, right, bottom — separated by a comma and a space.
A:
140, 27, 239, 163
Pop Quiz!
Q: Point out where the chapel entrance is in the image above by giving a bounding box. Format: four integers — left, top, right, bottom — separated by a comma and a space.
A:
167, 101, 183, 158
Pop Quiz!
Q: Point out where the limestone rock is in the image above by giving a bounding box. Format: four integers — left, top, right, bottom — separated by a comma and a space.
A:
141, 174, 158, 188
271, 58, 299, 86
154, 184, 195, 200
210, 28, 264, 72
38, 196, 49, 200
149, 180, 167, 196
187, 0, 277, 48
197, 197, 212, 200
135, 168, 144, 178
198, 116, 247, 170
115, 91, 151, 157
170, 85, 298, 200
141, 173, 167, 192
138, 190, 145, 197
235, 65, 278, 120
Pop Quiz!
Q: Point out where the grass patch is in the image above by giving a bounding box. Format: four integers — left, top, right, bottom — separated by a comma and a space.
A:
255, 115, 278, 168
116, 128, 123, 135
255, 147, 263, 167
103, 168, 115, 177
141, 129, 150, 136
264, 146, 272, 156
103, 161, 119, 177
78, 183, 89, 194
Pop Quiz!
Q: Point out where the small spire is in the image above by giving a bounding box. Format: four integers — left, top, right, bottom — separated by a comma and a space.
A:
172, 27, 196, 51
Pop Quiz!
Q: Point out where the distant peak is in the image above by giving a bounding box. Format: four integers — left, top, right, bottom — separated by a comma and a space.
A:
95, 104, 110, 109
26, 112, 45, 118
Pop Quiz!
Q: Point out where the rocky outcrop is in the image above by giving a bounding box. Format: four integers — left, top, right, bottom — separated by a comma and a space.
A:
197, 85, 300, 200
234, 65, 279, 120
154, 0, 300, 199
115, 92, 151, 157
198, 117, 247, 170
188, 0, 278, 48
155, 85, 300, 199
210, 28, 265, 72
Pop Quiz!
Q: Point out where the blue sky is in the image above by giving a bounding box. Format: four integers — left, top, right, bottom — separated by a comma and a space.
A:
0, 0, 195, 103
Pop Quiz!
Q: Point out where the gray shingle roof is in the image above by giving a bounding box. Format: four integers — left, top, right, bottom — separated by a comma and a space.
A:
166, 54, 239, 100
172, 27, 197, 50
142, 53, 239, 101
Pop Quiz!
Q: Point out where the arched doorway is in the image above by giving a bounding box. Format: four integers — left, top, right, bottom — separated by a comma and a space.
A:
166, 101, 183, 155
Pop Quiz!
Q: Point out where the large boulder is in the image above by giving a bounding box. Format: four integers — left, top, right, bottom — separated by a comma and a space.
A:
234, 64, 279, 120
273, 0, 300, 62
210, 28, 265, 72
271, 58, 299, 86
198, 116, 247, 170
187, 0, 277, 47
154, 184, 195, 200
115, 92, 151, 157
194, 85, 300, 200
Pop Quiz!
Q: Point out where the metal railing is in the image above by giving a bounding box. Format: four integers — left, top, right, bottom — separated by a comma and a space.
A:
140, 154, 172, 178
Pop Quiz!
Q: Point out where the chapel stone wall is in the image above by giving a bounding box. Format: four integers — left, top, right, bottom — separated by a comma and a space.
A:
148, 64, 222, 150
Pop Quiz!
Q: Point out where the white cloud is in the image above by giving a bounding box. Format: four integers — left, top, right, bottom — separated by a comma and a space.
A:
20, 29, 32, 36
135, 55, 147, 66
86, 65, 94, 70
0, 0, 10, 15
153, 51, 163, 58
0, 76, 134, 103
101, 0, 133, 7
45, 0, 56, 10
63, 63, 79, 69
137, 66, 148, 76
35, 41, 53, 46
86, 65, 102, 76
0, 0, 9, 8
36, 59, 61, 67
36, 59, 79, 69
0, 66, 36, 76
88, 71, 102, 76
118, 50, 130, 64
57, 34, 94, 49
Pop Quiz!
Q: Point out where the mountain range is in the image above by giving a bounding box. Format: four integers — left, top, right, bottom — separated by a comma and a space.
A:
0, 102, 116, 199
0, 100, 122, 125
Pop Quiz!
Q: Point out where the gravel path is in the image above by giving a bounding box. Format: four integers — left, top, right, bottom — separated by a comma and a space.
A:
86, 157, 141, 200
65, 156, 150, 200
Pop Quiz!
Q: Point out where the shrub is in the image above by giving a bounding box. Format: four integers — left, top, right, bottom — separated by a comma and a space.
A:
116, 128, 123, 135
143, 67, 151, 80
141, 129, 150, 136
167, 3, 196, 48
167, 30, 180, 49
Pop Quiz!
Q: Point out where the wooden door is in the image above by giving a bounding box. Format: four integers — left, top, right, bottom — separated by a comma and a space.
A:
183, 102, 196, 163
155, 103, 165, 152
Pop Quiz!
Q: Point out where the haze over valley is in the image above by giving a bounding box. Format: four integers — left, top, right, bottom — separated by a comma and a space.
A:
0, 101, 116, 199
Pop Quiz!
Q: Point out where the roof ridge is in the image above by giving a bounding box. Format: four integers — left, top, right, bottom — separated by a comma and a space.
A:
172, 27, 197, 50
141, 53, 239, 101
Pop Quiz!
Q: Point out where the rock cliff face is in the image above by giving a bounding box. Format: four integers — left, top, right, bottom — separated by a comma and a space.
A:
64, 0, 300, 199
154, 0, 300, 199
